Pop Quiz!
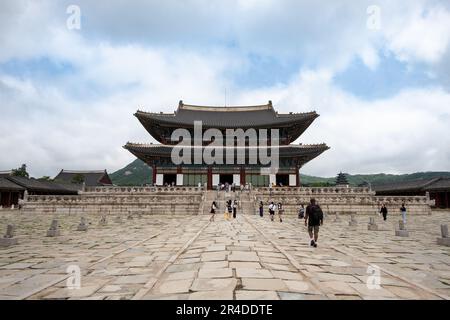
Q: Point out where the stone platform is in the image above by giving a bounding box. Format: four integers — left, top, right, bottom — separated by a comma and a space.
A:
0, 210, 449, 300
21, 186, 432, 217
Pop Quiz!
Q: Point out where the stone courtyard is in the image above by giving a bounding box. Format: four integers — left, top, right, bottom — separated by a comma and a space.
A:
0, 210, 449, 300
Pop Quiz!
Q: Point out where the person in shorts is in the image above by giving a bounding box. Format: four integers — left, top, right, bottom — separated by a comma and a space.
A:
305, 198, 323, 248
268, 201, 276, 221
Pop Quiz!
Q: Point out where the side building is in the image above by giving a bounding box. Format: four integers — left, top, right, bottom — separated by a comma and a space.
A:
54, 170, 113, 186
373, 177, 450, 209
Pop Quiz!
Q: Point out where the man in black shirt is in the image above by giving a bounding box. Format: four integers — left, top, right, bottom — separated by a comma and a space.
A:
380, 204, 388, 221
305, 198, 323, 248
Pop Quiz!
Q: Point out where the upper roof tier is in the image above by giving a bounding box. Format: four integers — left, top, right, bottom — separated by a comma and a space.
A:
135, 101, 319, 144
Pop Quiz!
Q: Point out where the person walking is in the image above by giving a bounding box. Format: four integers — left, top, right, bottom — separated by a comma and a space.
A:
210, 201, 218, 222
277, 202, 284, 222
305, 198, 323, 248
268, 201, 276, 221
224, 200, 230, 220
400, 203, 407, 224
298, 204, 305, 219
380, 203, 388, 221
233, 200, 237, 219
259, 201, 264, 217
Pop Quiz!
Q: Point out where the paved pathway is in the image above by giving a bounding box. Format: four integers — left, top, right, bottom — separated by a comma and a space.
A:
0, 210, 449, 299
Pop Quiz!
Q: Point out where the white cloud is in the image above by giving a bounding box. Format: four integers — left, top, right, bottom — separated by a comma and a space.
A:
0, 0, 450, 178
382, 3, 450, 64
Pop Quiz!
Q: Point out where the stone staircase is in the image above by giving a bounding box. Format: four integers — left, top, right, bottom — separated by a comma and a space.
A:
201, 190, 256, 215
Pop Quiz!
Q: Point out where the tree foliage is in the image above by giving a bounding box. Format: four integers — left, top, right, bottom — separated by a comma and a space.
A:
12, 164, 29, 178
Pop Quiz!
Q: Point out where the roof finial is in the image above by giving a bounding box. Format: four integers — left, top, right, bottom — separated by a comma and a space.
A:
178, 100, 183, 109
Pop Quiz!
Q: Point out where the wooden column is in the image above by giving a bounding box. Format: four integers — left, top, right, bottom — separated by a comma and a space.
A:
152, 164, 157, 185
296, 163, 300, 187
435, 193, 441, 208
8, 192, 12, 208
446, 192, 449, 209
207, 166, 212, 190
240, 167, 245, 186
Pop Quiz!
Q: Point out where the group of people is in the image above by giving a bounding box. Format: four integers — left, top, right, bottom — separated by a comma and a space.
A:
209, 198, 408, 249
209, 199, 238, 221
259, 201, 284, 222
218, 182, 252, 193
260, 199, 324, 248
379, 202, 407, 223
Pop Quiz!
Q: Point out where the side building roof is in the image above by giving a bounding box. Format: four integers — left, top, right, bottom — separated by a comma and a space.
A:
0, 170, 13, 178
54, 170, 113, 186
6, 176, 79, 194
373, 177, 450, 194
0, 177, 25, 191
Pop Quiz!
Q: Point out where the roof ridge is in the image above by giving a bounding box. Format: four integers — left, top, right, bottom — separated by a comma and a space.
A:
60, 170, 106, 174
179, 100, 273, 111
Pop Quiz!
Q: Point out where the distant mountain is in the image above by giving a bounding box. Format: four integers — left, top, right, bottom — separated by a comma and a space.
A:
110, 159, 450, 187
109, 159, 152, 186
300, 172, 450, 187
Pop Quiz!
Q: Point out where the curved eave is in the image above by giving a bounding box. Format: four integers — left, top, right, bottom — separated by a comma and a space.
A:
135, 110, 320, 143
135, 110, 318, 128
124, 143, 329, 165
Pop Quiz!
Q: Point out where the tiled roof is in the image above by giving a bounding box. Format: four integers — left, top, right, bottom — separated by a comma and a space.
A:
424, 178, 450, 191
124, 143, 329, 167
6, 176, 79, 194
373, 177, 446, 193
136, 101, 318, 128
0, 177, 25, 191
54, 170, 112, 186
0, 170, 13, 178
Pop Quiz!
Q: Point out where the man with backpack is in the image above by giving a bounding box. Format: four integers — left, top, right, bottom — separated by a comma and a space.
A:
305, 198, 323, 248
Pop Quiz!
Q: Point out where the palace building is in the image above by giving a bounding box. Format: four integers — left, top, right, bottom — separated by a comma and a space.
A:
124, 101, 329, 189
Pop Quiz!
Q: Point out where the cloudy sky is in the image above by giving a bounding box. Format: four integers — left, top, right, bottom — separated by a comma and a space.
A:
1, 0, 449, 178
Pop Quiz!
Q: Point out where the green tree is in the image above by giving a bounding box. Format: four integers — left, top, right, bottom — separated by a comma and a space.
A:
39, 176, 51, 181
12, 164, 29, 178
71, 174, 85, 184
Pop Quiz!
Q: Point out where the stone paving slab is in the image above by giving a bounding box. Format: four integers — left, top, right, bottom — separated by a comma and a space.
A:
0, 210, 448, 300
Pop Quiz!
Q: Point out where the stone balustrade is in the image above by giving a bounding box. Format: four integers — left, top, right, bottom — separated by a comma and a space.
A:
83, 186, 204, 194
253, 188, 431, 215
23, 189, 204, 215
21, 186, 431, 216
254, 186, 374, 195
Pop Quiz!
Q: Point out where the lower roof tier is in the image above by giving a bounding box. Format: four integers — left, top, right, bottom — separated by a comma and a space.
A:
124, 143, 329, 167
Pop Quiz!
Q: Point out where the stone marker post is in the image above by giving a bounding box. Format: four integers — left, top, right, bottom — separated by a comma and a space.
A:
349, 214, 357, 226
99, 215, 107, 226
395, 220, 409, 237
368, 216, 378, 231
47, 219, 60, 237
0, 225, 18, 247
437, 224, 450, 246
333, 212, 340, 222
76, 216, 88, 231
